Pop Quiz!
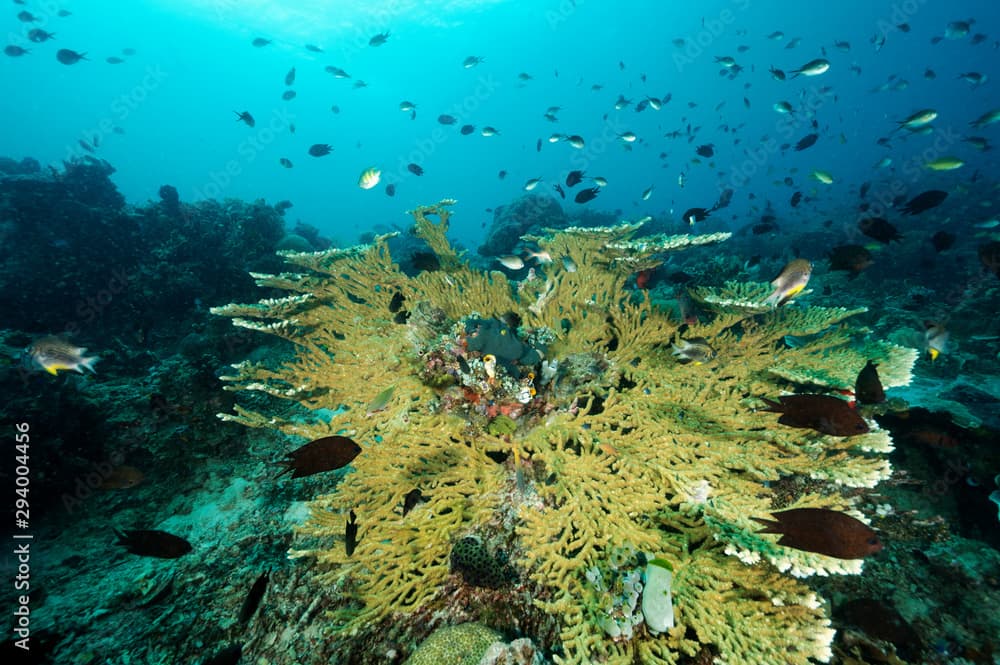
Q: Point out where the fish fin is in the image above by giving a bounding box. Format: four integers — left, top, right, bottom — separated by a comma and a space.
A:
45, 365, 61, 375
758, 397, 783, 412
751, 516, 782, 533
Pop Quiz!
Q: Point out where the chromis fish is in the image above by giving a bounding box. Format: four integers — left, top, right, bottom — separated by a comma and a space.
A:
811, 170, 834, 184
970, 108, 1000, 128
764, 258, 812, 306
497, 255, 525, 270
23, 336, 98, 375
789, 58, 830, 77
893, 109, 937, 132
924, 157, 964, 171
672, 337, 715, 365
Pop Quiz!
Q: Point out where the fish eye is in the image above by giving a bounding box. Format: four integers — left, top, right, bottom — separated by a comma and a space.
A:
867, 537, 880, 545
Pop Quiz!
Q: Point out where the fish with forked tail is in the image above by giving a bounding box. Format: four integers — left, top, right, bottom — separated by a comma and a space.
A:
764, 259, 811, 306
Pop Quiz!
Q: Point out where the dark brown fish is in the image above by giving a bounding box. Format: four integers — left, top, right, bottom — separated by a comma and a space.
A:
345, 510, 358, 556
858, 217, 902, 243
794, 133, 818, 151
278, 435, 362, 478
898, 190, 947, 215
239, 570, 270, 624
695, 143, 714, 157
930, 230, 956, 252
437, 114, 457, 125
56, 48, 87, 64
284, 67, 295, 86
835, 598, 923, 661
115, 528, 192, 558
388, 291, 405, 313
979, 241, 1000, 278
574, 186, 600, 204
98, 465, 144, 490
407, 163, 424, 176
855, 360, 885, 404
790, 191, 802, 207
460, 124, 475, 135
566, 170, 584, 187
204, 644, 243, 665
828, 244, 873, 278
682, 207, 711, 224
308, 143, 332, 157
760, 394, 869, 436
234, 110, 255, 127
402, 488, 425, 516
385, 183, 396, 197
754, 508, 882, 559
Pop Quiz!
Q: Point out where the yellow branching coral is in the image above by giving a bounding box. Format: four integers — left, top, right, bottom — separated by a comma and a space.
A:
214, 205, 914, 664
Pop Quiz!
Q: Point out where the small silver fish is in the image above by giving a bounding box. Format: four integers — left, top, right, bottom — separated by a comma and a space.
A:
497, 255, 525, 270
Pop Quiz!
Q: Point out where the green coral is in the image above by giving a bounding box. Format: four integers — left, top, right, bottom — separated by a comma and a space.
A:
213, 202, 913, 664
403, 623, 502, 665
486, 415, 518, 437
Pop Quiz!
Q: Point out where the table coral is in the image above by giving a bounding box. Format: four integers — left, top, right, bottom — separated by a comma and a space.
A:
212, 201, 913, 664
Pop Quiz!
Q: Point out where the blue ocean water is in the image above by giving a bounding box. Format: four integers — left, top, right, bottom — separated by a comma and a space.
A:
2, 0, 997, 250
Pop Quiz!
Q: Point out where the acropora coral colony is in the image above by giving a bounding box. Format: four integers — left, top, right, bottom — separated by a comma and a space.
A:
212, 200, 917, 664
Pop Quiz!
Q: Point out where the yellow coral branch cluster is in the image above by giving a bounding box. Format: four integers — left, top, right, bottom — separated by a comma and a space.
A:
214, 207, 913, 664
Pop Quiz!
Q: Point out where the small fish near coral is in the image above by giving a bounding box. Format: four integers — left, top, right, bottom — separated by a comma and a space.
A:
345, 509, 359, 556
754, 507, 883, 559
760, 394, 869, 436
763, 258, 812, 306
239, 570, 270, 624
277, 435, 362, 478
114, 528, 192, 558
22, 336, 99, 375
854, 360, 886, 405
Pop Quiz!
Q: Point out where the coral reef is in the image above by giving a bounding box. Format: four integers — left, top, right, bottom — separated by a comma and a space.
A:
479, 194, 567, 257
214, 201, 914, 664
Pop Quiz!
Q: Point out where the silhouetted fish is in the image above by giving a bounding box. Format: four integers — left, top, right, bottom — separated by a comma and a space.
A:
345, 510, 358, 556
929, 230, 956, 252
56, 49, 87, 64
794, 133, 818, 150
402, 489, 425, 516
115, 529, 192, 558
574, 186, 600, 203
898, 190, 947, 215
239, 570, 269, 624
204, 644, 243, 665
855, 360, 886, 404
858, 217, 902, 243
